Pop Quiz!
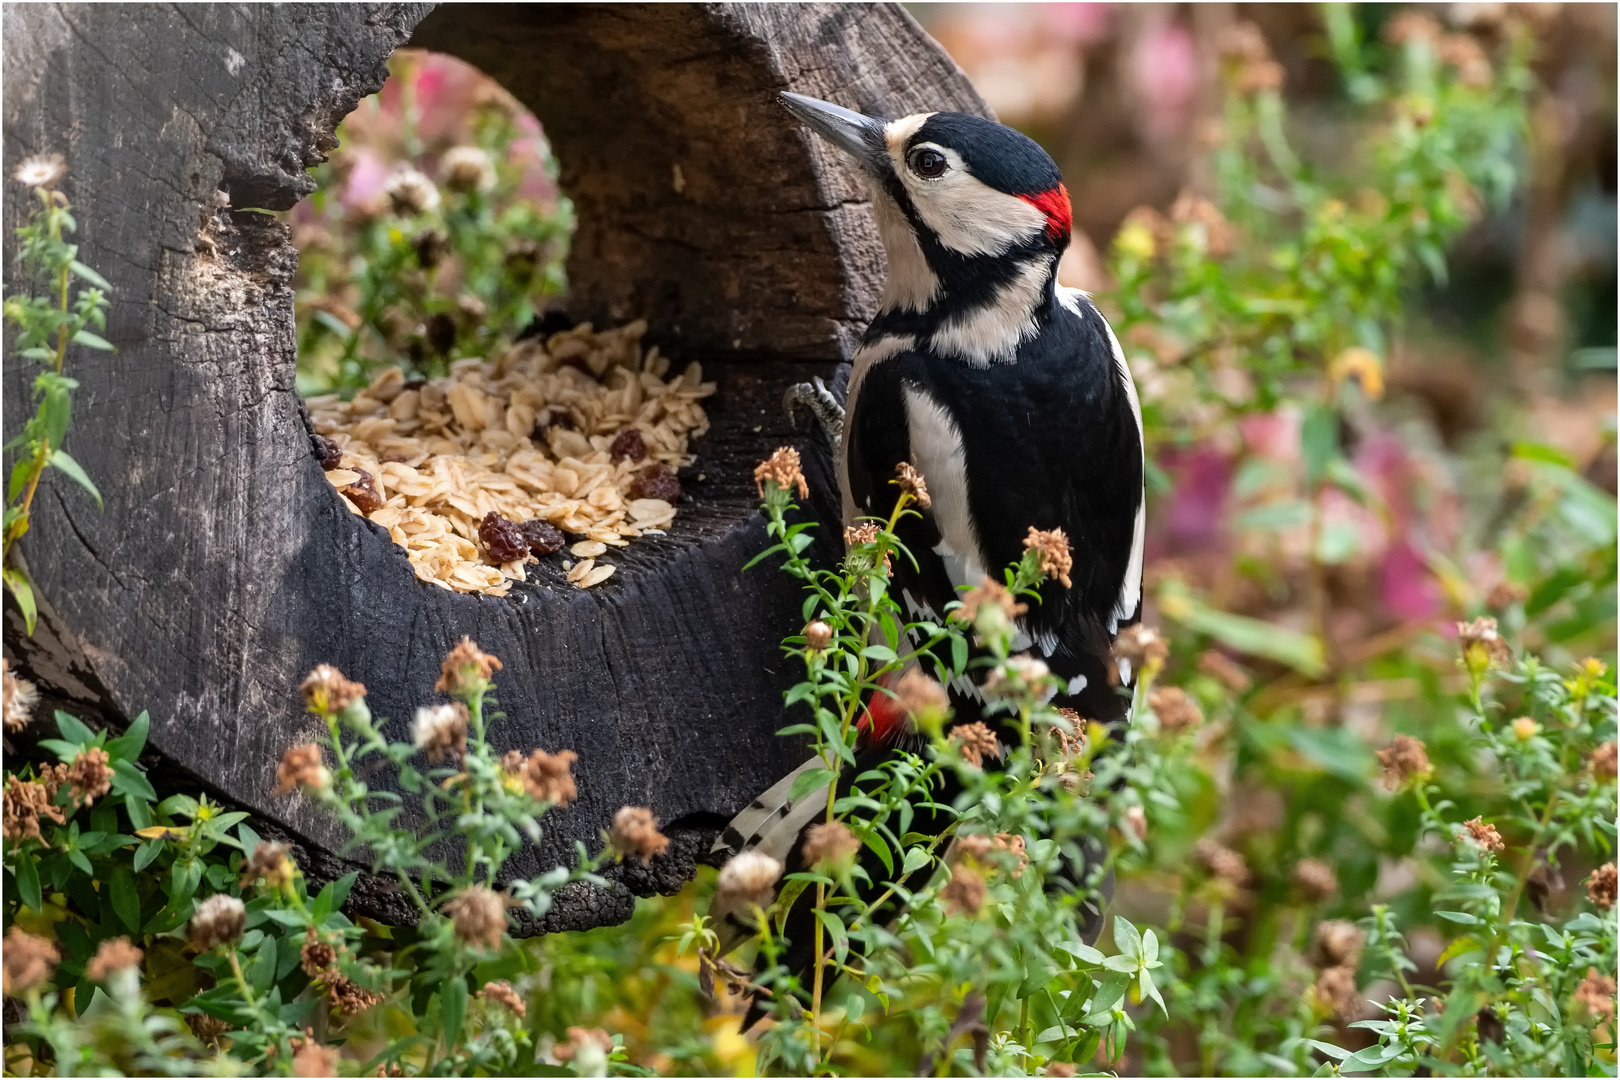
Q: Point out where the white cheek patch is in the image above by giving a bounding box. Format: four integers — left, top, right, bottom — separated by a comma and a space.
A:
895, 145, 1049, 258
931, 257, 1050, 365
867, 177, 939, 313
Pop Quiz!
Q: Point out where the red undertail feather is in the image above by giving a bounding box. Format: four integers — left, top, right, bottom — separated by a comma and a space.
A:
1019, 183, 1072, 243
856, 671, 909, 749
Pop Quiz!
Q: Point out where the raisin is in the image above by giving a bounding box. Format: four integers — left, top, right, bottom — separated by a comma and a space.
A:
518, 518, 566, 557
609, 427, 647, 463
344, 469, 385, 514
479, 511, 530, 564
627, 462, 682, 503
311, 434, 343, 471
426, 312, 457, 357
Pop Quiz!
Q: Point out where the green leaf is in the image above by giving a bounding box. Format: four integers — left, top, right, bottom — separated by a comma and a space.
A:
328, 871, 358, 913
71, 330, 113, 351
1160, 581, 1326, 677
788, 767, 836, 803
1305, 1039, 1353, 1061
107, 711, 149, 761
55, 710, 97, 747
133, 838, 163, 872
47, 450, 101, 508
3, 568, 37, 635
440, 977, 468, 1051
1434, 910, 1480, 925
13, 852, 42, 911
1057, 941, 1105, 966
1300, 403, 1339, 487
1112, 916, 1143, 961
901, 846, 933, 875
249, 936, 277, 994
312, 881, 335, 924
42, 383, 70, 451
124, 793, 152, 831
69, 261, 111, 290
110, 759, 157, 801
109, 864, 141, 931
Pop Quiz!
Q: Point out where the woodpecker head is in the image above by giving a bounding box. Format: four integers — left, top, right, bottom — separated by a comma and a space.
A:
781, 93, 1072, 343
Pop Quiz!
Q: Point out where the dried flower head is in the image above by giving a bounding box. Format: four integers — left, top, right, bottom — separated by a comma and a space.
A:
716, 850, 782, 911
3, 927, 59, 995
1149, 686, 1203, 734
984, 654, 1052, 700
241, 841, 294, 891
754, 446, 808, 500
189, 894, 247, 951
1315, 964, 1362, 1021
1384, 11, 1443, 45
1236, 60, 1285, 93
609, 806, 670, 863
436, 637, 503, 696
1023, 527, 1073, 588
504, 748, 578, 806
954, 577, 1028, 640
1217, 21, 1270, 63
84, 936, 142, 982
1463, 817, 1504, 853
186, 1012, 230, 1046
65, 747, 112, 808
383, 167, 440, 216
13, 154, 65, 189
1587, 863, 1618, 910
1511, 716, 1540, 741
1438, 33, 1492, 87
300, 664, 367, 715
941, 865, 987, 916
1591, 742, 1617, 781
275, 743, 331, 796
291, 1036, 339, 1079
3, 776, 66, 843
300, 934, 337, 977
802, 821, 861, 869
1376, 734, 1432, 789
327, 975, 385, 1016
1573, 968, 1617, 1023
1045, 1065, 1078, 1079
1486, 581, 1528, 609
412, 703, 469, 764
895, 667, 950, 725
1111, 625, 1169, 684
1196, 649, 1251, 692
445, 886, 507, 951
1122, 804, 1148, 840
1313, 919, 1366, 968
1195, 838, 1250, 887
1457, 616, 1512, 675
950, 721, 1002, 769
1292, 858, 1339, 902
802, 619, 833, 652
2, 658, 40, 732
554, 1026, 614, 1062
994, 833, 1028, 878
484, 979, 526, 1019
440, 145, 497, 193
894, 460, 931, 509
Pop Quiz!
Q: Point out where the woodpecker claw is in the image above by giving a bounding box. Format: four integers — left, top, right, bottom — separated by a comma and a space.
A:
783, 377, 844, 443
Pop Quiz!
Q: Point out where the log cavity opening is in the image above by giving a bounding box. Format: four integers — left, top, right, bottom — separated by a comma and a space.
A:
290, 50, 720, 599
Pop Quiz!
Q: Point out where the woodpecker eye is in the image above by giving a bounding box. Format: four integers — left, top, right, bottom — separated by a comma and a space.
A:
908, 148, 948, 179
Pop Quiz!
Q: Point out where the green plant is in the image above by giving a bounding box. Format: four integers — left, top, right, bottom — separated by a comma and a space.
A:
2, 155, 113, 633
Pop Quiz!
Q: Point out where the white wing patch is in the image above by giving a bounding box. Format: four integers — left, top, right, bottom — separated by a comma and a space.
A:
842, 334, 916, 527
902, 384, 986, 591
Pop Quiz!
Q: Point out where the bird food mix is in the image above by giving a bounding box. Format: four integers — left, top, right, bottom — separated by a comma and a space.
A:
305, 320, 715, 595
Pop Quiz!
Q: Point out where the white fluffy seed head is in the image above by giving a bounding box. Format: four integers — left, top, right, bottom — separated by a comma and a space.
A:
716, 850, 783, 908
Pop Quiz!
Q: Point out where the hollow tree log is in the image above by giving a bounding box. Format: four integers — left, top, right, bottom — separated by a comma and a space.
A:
1, 3, 988, 930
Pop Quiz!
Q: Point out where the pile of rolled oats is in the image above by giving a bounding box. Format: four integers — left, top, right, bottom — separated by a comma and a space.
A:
305, 320, 715, 595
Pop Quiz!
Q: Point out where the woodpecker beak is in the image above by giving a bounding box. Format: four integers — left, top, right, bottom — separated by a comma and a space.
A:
779, 92, 889, 175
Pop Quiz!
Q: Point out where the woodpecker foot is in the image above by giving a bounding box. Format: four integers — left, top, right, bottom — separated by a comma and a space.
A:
783, 377, 844, 443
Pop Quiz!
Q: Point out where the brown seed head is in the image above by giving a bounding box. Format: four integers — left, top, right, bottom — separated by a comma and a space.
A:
186, 1012, 230, 1046
327, 975, 385, 1017
3, 776, 66, 843
65, 747, 113, 808
275, 743, 331, 796
1023, 527, 1073, 588
984, 654, 1051, 699
484, 979, 527, 1019
300, 664, 367, 715
994, 833, 1028, 878
436, 637, 503, 695
506, 748, 579, 806
411, 703, 470, 764
950, 721, 1002, 769
1456, 616, 1512, 674
1486, 581, 1528, 609
1122, 804, 1148, 841
1587, 863, 1618, 910
445, 886, 508, 952
1149, 686, 1203, 734
1313, 919, 1366, 968
941, 865, 987, 916
440, 145, 496, 194
1196, 650, 1251, 692
1573, 968, 1617, 1023
383, 167, 440, 216
1315, 964, 1362, 1021
609, 806, 670, 864
554, 1027, 614, 1062
2, 658, 40, 732
292, 1037, 339, 1079
1111, 625, 1169, 684
241, 841, 294, 891
1217, 21, 1270, 63
1045, 1065, 1078, 1079
1384, 11, 1442, 45
1292, 858, 1339, 903
1376, 734, 1432, 789
1237, 60, 1284, 93
753, 447, 808, 500
1464, 816, 1505, 853
1195, 838, 1250, 887
189, 894, 247, 951
1591, 742, 1617, 781
896, 668, 950, 724
3, 927, 59, 996
894, 460, 931, 509
802, 620, 833, 652
802, 821, 861, 870
1438, 33, 1492, 87
716, 851, 782, 910
955, 576, 1028, 632
300, 934, 337, 977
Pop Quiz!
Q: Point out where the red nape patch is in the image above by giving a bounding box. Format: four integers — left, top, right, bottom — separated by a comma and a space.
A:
856, 672, 910, 749
1019, 184, 1072, 243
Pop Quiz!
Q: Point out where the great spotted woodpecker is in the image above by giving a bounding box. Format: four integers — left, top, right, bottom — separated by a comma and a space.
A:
713, 94, 1146, 1018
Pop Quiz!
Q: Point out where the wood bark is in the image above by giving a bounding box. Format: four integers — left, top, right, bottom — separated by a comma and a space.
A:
1, 2, 986, 930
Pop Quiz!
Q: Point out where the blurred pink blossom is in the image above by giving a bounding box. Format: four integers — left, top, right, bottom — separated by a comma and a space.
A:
1131, 20, 1197, 140
343, 148, 390, 210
